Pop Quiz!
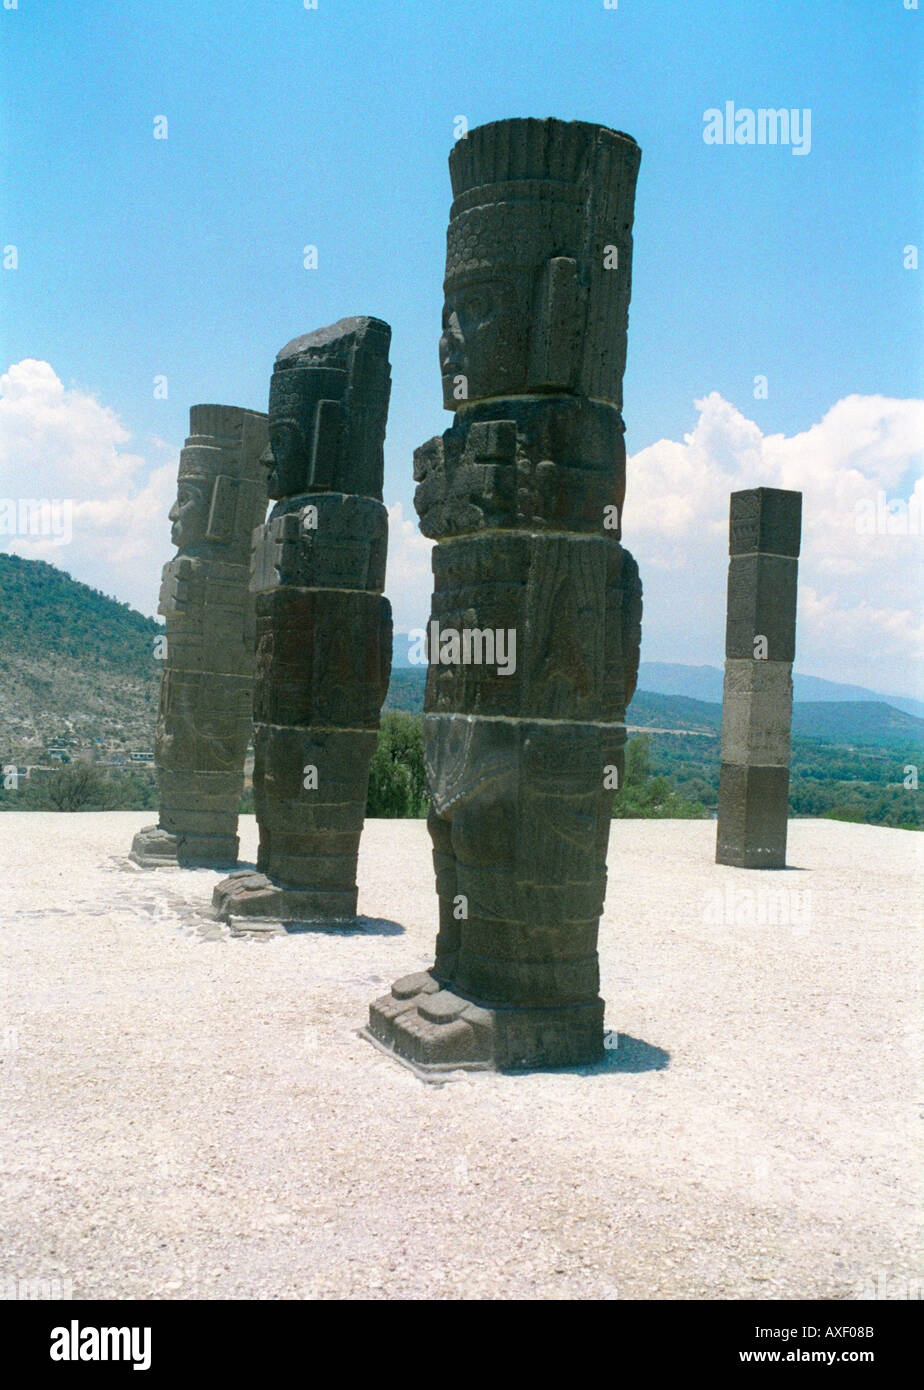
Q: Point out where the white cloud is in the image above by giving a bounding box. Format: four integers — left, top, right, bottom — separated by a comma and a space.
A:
628, 391, 924, 697
0, 360, 177, 614
385, 499, 433, 632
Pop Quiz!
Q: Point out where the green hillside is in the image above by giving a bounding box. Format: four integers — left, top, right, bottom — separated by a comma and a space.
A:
791, 700, 923, 749
629, 690, 720, 734
0, 553, 162, 754
384, 668, 427, 714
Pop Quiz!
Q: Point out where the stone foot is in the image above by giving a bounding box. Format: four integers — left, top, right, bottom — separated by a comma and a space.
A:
131, 824, 240, 869
363, 973, 605, 1075
212, 869, 358, 927
128, 825, 179, 867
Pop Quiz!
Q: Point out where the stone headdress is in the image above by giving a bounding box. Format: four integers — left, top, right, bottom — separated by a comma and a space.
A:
176, 404, 268, 554
269, 316, 392, 500
445, 118, 641, 406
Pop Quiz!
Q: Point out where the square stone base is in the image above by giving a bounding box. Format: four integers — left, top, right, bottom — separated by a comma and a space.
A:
716, 763, 790, 868
212, 869, 358, 927
364, 971, 605, 1076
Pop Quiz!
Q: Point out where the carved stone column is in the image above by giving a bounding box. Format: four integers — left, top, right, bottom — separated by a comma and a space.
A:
130, 405, 268, 868
365, 119, 643, 1073
212, 317, 393, 925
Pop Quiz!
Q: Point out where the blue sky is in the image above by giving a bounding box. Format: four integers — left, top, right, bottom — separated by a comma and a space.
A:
1, 0, 922, 694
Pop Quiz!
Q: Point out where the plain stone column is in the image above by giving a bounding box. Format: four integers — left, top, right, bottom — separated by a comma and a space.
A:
716, 486, 802, 869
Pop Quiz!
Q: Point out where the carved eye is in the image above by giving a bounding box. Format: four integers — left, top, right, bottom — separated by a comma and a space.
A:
463, 294, 489, 322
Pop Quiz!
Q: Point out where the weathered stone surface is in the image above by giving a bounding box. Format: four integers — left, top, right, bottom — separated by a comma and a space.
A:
715, 763, 791, 869
130, 405, 268, 869
253, 725, 378, 839
440, 118, 640, 410
720, 659, 794, 767
425, 531, 640, 721
716, 487, 802, 870
725, 554, 799, 662
253, 588, 391, 728
414, 397, 626, 539
126, 825, 179, 866
213, 318, 393, 925
729, 486, 802, 558
266, 316, 391, 503
154, 675, 252, 771
364, 118, 643, 1073
212, 870, 357, 926
251, 494, 388, 593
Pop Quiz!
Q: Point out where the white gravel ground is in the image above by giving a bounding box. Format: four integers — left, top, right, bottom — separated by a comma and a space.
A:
0, 812, 920, 1301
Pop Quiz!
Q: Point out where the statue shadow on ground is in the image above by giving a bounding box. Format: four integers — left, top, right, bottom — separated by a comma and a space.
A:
279, 916, 405, 938
553, 1033, 670, 1076
478, 1035, 669, 1079
604, 1033, 670, 1072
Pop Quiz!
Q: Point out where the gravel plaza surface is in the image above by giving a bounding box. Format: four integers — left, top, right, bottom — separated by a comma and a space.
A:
0, 812, 920, 1300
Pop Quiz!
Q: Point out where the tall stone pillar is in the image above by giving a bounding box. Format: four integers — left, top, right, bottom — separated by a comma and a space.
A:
365, 118, 643, 1074
716, 487, 802, 869
212, 317, 393, 925
130, 405, 269, 868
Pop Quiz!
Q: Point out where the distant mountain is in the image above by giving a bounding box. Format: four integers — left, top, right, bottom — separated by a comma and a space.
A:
628, 690, 720, 734
385, 666, 924, 753
790, 700, 924, 750
636, 661, 924, 720
394, 643, 923, 716
632, 690, 923, 751
0, 553, 161, 754
3, 559, 919, 764
391, 636, 420, 670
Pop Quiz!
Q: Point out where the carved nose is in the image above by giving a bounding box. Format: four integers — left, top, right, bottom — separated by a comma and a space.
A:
440, 332, 463, 370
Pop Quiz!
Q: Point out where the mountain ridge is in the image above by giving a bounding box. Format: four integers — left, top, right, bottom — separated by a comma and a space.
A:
634, 660, 924, 720
2, 556, 921, 758
392, 637, 923, 717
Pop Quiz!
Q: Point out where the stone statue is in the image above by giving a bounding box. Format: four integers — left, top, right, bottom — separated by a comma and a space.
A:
365, 118, 643, 1073
716, 487, 802, 868
130, 404, 269, 868
212, 317, 393, 925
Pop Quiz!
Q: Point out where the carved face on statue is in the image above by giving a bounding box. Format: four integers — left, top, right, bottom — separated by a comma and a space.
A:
169, 478, 211, 551
265, 364, 350, 500
267, 318, 391, 504
263, 417, 308, 500
440, 276, 528, 410
442, 120, 642, 408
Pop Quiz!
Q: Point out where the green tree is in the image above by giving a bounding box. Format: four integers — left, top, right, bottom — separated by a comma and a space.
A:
37, 762, 111, 812
612, 734, 707, 819
366, 712, 429, 818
